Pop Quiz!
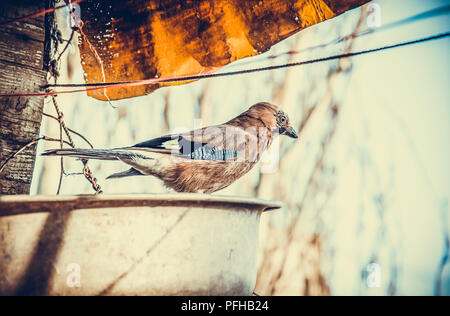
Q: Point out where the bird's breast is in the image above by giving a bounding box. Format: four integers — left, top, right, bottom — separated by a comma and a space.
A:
161, 160, 256, 194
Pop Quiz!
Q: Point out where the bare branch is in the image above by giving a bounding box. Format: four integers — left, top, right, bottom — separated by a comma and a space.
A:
0, 136, 71, 174
42, 112, 94, 148
56, 29, 75, 62
50, 95, 102, 194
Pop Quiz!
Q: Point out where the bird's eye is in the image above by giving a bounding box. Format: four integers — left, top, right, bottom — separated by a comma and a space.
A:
280, 115, 286, 123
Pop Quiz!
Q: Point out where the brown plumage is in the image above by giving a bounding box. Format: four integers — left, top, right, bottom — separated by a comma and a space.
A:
42, 102, 298, 193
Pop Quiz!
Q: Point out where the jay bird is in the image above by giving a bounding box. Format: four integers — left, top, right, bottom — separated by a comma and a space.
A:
43, 102, 298, 193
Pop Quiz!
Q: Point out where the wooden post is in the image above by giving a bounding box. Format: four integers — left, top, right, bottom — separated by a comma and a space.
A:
0, 1, 53, 194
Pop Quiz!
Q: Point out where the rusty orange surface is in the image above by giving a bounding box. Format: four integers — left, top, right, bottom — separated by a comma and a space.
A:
77, 0, 369, 101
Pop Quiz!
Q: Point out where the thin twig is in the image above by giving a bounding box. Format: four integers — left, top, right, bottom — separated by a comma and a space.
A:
435, 202, 449, 296
56, 29, 75, 62
50, 95, 103, 194
56, 111, 64, 194
0, 136, 71, 174
77, 19, 112, 103
63, 171, 84, 176
51, 96, 74, 145
43, 112, 94, 148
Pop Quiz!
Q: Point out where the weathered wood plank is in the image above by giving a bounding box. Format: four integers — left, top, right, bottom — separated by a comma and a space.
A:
0, 33, 44, 70
0, 1, 51, 195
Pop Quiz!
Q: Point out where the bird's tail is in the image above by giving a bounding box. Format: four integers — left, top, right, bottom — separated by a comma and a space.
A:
42, 148, 137, 161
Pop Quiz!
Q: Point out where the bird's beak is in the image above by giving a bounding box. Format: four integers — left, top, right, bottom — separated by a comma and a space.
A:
284, 126, 298, 139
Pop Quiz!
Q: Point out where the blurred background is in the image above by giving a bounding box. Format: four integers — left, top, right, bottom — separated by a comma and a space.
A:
31, 0, 449, 295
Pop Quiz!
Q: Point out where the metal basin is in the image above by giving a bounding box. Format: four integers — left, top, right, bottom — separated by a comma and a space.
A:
0, 194, 281, 296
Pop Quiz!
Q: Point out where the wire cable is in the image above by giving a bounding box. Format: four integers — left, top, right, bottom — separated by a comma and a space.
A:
0, 31, 448, 98
0, 0, 85, 26
230, 4, 450, 68
40, 31, 450, 89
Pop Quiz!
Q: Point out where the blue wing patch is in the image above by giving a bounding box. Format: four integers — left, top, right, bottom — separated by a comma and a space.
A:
185, 145, 238, 161
132, 135, 237, 161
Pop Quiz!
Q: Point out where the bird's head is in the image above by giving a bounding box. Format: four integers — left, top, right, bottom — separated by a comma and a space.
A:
247, 102, 298, 139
